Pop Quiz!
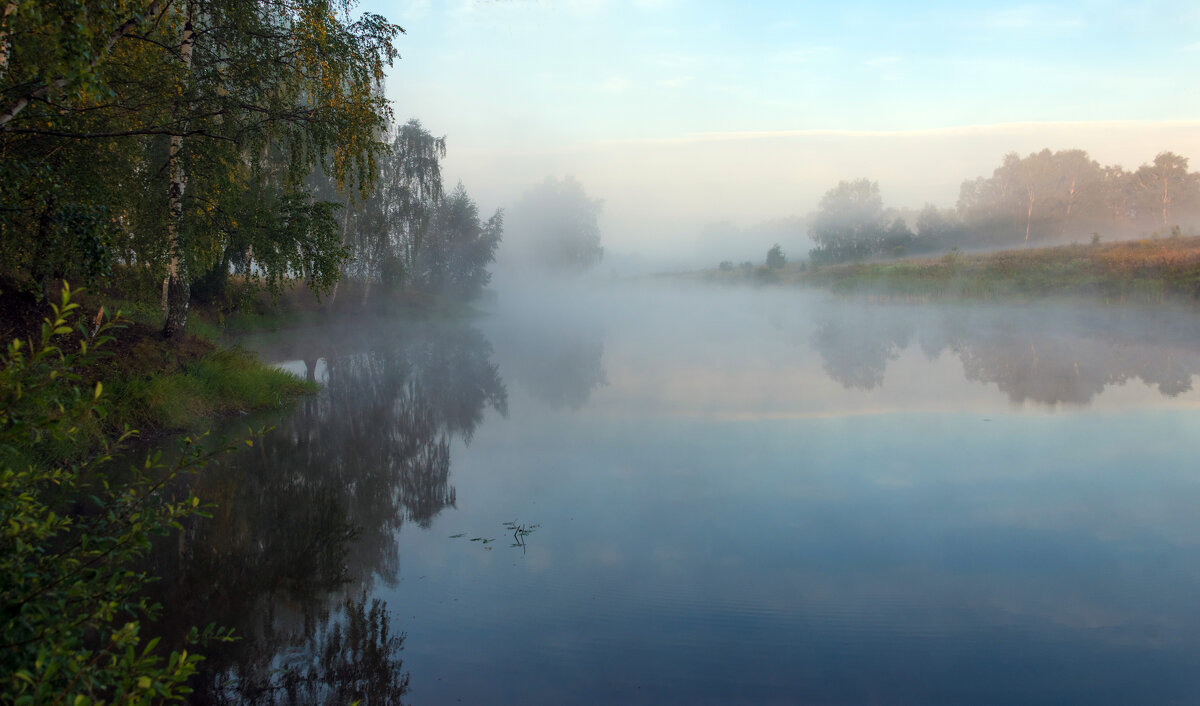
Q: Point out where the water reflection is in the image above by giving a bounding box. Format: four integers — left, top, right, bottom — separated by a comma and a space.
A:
222, 593, 409, 706
146, 322, 507, 704
814, 304, 1200, 405
486, 320, 607, 410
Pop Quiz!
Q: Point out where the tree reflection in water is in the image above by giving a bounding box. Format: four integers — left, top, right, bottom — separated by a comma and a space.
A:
145, 322, 507, 704
491, 324, 606, 410
813, 303, 1200, 405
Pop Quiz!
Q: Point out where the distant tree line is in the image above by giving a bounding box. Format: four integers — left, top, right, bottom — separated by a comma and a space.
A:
502, 175, 604, 273
810, 150, 1200, 264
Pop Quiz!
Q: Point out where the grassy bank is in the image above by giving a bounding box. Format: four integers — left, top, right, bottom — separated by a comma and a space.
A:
692, 236, 1200, 303
100, 343, 316, 433
0, 274, 482, 437
106, 278, 479, 343
0, 282, 316, 441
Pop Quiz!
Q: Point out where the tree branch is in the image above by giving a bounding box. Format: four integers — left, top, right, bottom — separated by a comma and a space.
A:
0, 0, 170, 130
4, 126, 235, 142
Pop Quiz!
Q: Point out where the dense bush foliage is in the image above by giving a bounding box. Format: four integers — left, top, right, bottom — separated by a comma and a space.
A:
0, 286, 231, 704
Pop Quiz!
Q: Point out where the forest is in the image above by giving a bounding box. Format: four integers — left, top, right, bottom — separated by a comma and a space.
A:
809, 149, 1200, 264
0, 0, 515, 341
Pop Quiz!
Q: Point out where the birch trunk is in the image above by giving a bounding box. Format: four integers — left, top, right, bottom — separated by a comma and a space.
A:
0, 2, 17, 81
161, 1, 195, 338
326, 193, 353, 309
1024, 185, 1035, 244
1162, 179, 1170, 228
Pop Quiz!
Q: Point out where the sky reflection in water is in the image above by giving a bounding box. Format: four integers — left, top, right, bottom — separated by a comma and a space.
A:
172, 285, 1200, 705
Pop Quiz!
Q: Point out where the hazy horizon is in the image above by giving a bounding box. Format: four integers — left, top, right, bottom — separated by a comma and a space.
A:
363, 0, 1200, 266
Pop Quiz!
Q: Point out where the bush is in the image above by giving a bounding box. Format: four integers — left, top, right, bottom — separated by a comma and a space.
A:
0, 285, 232, 704
766, 244, 786, 270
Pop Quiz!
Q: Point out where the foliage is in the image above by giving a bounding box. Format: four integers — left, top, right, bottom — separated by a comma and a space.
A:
956, 149, 1200, 247
414, 183, 503, 299
506, 176, 604, 272
311, 119, 504, 304
0, 0, 402, 331
808, 150, 1200, 265
765, 243, 786, 269
0, 284, 234, 704
809, 179, 915, 263
327, 119, 447, 296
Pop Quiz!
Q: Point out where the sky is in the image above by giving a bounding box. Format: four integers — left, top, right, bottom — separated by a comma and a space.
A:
359, 0, 1200, 263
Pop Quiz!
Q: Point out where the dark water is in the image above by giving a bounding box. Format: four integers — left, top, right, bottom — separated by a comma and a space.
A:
149, 285, 1200, 705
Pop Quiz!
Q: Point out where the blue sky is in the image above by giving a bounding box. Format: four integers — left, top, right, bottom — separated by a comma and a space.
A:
360, 0, 1200, 261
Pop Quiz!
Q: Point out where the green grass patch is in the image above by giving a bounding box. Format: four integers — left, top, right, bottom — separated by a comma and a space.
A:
105, 348, 316, 432
699, 237, 1200, 304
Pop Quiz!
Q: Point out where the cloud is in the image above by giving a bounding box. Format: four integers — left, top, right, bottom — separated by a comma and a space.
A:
584, 120, 1200, 147
970, 4, 1084, 31
864, 56, 902, 68
771, 46, 834, 64
599, 76, 633, 92
658, 76, 694, 88
631, 0, 678, 9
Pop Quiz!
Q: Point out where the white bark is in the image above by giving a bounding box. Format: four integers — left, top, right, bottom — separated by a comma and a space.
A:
0, 2, 17, 82
161, 0, 196, 337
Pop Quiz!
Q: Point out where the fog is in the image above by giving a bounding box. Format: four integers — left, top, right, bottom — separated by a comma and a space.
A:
440, 120, 1200, 271
183, 275, 1200, 703
476, 279, 1200, 415
165, 2, 1200, 700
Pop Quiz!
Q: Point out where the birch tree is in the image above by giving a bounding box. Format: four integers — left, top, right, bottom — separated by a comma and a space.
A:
1134, 152, 1199, 230
0, 0, 401, 335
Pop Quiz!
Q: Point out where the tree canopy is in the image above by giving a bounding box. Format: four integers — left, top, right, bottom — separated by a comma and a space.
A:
415, 183, 503, 299
0, 0, 401, 332
809, 150, 1200, 264
505, 176, 604, 272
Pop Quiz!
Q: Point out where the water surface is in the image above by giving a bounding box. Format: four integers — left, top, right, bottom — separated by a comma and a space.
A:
152, 285, 1200, 705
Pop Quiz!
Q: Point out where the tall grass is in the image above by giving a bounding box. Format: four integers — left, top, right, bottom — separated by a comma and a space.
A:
106, 348, 316, 431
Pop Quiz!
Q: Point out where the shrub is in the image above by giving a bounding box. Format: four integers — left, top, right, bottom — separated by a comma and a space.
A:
766, 244, 786, 270
0, 285, 232, 704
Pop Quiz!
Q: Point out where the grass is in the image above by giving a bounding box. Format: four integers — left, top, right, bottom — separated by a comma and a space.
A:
103, 347, 316, 432
5, 273, 483, 441
24, 289, 320, 436
689, 236, 1200, 304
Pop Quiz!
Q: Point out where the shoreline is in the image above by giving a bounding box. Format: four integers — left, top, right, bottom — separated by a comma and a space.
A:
675, 236, 1200, 304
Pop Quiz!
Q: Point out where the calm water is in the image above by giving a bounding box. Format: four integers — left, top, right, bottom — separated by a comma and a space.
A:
149, 284, 1200, 705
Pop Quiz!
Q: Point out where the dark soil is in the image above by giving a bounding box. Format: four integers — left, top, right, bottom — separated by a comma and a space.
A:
1, 277, 215, 382
0, 278, 46, 347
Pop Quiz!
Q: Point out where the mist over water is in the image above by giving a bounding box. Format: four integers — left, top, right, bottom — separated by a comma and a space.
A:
146, 276, 1200, 704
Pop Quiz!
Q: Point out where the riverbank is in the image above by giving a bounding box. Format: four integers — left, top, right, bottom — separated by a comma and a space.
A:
0, 282, 316, 442
689, 236, 1200, 303
0, 277, 489, 440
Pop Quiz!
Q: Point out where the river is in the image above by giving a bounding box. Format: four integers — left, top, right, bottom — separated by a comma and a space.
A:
147, 283, 1200, 705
